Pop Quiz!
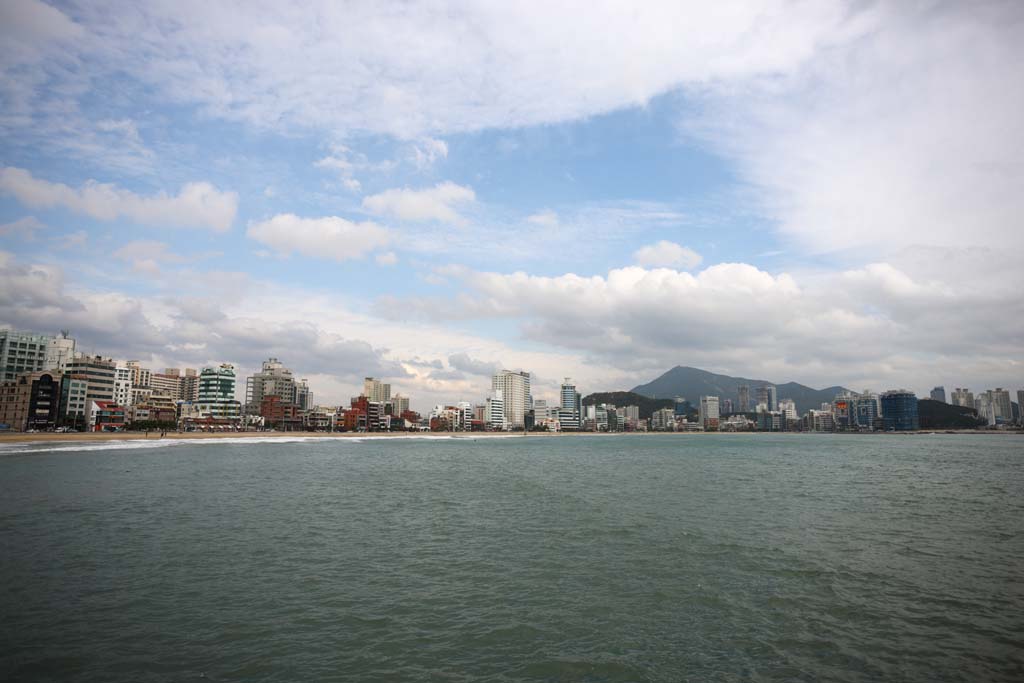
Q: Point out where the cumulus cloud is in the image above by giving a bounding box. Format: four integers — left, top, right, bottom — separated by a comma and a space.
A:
246, 213, 390, 262
390, 261, 1024, 393
362, 182, 475, 224
0, 167, 238, 232
448, 352, 501, 377
633, 241, 702, 270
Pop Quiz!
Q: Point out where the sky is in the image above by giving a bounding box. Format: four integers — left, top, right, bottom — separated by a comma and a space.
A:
1, 0, 1022, 410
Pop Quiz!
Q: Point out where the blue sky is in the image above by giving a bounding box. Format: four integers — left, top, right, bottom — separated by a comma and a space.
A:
1, 1, 1022, 409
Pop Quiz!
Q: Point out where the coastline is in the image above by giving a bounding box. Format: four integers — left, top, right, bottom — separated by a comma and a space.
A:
0, 428, 1019, 446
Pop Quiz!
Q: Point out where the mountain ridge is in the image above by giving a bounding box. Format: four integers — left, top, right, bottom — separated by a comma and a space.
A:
630, 365, 850, 415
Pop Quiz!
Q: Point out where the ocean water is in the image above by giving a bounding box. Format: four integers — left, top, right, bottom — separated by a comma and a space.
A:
0, 433, 1022, 682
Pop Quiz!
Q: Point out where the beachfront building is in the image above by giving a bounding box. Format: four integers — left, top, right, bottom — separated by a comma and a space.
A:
194, 364, 241, 420
881, 390, 919, 431
0, 371, 64, 431
0, 330, 56, 382
699, 396, 720, 431
246, 358, 297, 414
363, 377, 391, 403
492, 369, 531, 429
486, 390, 506, 430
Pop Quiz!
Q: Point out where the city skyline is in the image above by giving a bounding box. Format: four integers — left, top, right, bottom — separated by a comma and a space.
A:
1, 2, 1022, 408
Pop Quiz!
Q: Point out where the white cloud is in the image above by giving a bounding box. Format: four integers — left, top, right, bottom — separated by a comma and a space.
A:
246, 214, 390, 262
685, 3, 1024, 257
362, 181, 475, 224
633, 241, 702, 270
0, 216, 45, 241
387, 260, 1024, 394
7, 1, 850, 139
375, 251, 398, 266
410, 137, 448, 169
113, 240, 187, 275
526, 210, 558, 228
0, 167, 238, 232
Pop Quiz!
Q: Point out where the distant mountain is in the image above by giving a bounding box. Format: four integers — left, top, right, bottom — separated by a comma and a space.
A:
581, 391, 680, 420
917, 399, 985, 429
631, 366, 849, 414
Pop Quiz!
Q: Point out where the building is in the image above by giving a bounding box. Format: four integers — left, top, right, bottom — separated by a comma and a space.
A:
1018, 390, 1024, 425
295, 378, 313, 411
755, 385, 777, 412
195, 364, 240, 420
699, 396, 720, 431
0, 329, 57, 382
113, 364, 132, 406
988, 388, 1012, 425
951, 388, 974, 408
390, 394, 410, 416
150, 372, 182, 400
44, 331, 76, 371
485, 390, 506, 430
89, 400, 126, 432
125, 360, 152, 390
559, 378, 582, 431
64, 355, 116, 411
363, 377, 391, 403
852, 392, 881, 430
246, 358, 297, 414
651, 407, 675, 431
58, 374, 89, 429
737, 385, 750, 413
929, 386, 947, 403
880, 390, 919, 431
0, 371, 63, 431
492, 369, 531, 429
260, 395, 301, 429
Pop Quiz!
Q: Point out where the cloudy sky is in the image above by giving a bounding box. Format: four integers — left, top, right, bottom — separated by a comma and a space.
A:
1, 0, 1022, 409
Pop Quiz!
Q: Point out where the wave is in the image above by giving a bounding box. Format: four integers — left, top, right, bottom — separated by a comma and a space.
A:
0, 432, 523, 455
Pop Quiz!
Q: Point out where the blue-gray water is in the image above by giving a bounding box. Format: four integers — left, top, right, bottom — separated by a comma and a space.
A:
1, 433, 1022, 682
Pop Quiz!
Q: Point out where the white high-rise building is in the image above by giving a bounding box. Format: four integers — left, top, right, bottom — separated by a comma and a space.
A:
492, 369, 531, 429
45, 331, 76, 371
113, 364, 132, 405
951, 388, 974, 408
699, 396, 720, 431
363, 377, 391, 403
486, 390, 506, 430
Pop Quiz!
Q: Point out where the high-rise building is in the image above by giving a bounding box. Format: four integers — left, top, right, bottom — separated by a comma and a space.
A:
737, 385, 750, 412
699, 396, 720, 431
113, 364, 132, 406
951, 388, 974, 408
44, 331, 76, 371
246, 358, 297, 413
975, 393, 995, 425
125, 361, 152, 390
0, 371, 64, 431
492, 369, 531, 429
559, 378, 581, 430
485, 390, 506, 430
296, 378, 313, 411
195, 364, 240, 419
64, 355, 116, 404
390, 394, 410, 416
363, 377, 391, 403
0, 329, 56, 382
755, 385, 777, 412
929, 386, 946, 403
1018, 390, 1024, 425
881, 390, 919, 431
987, 388, 1012, 425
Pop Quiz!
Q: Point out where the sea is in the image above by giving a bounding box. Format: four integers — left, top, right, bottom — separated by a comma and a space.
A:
0, 433, 1021, 682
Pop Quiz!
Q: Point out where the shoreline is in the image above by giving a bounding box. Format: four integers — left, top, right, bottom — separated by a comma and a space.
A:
0, 428, 1020, 446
